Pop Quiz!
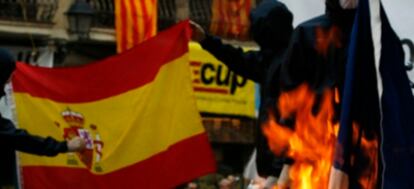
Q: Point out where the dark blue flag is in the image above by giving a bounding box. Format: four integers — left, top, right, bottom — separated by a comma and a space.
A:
331, 0, 414, 188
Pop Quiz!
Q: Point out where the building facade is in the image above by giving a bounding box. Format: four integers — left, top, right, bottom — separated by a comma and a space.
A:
0, 0, 260, 187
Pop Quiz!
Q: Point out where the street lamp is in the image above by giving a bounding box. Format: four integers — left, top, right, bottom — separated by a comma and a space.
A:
66, 0, 95, 40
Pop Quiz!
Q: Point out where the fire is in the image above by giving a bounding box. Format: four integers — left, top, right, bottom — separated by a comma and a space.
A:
263, 84, 378, 189
315, 26, 342, 56
263, 84, 338, 189
352, 124, 379, 189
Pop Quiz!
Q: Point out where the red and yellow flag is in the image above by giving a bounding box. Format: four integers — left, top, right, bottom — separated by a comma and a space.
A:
12, 21, 216, 189
210, 0, 251, 40
115, 0, 157, 53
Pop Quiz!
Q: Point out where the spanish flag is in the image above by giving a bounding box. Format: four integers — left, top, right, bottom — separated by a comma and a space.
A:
115, 0, 157, 53
12, 21, 216, 189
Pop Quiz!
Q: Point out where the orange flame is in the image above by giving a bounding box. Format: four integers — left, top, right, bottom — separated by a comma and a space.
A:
352, 124, 379, 189
315, 26, 342, 57
263, 84, 339, 189
263, 84, 378, 189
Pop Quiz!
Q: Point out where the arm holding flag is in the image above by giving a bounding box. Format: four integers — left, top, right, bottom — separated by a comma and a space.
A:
191, 0, 293, 85
0, 48, 85, 156
191, 1, 294, 178
191, 21, 267, 83
0, 116, 85, 156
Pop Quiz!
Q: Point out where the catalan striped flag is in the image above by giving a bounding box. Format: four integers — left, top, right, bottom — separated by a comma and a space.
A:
115, 0, 157, 53
12, 21, 216, 189
210, 0, 251, 40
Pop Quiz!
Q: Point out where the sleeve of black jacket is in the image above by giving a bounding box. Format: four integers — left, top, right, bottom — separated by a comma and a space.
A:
258, 26, 312, 170
0, 116, 68, 156
200, 34, 266, 83
279, 26, 313, 91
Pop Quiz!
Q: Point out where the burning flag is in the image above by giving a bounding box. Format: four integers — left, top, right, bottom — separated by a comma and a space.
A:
331, 0, 414, 188
331, 0, 414, 189
263, 0, 414, 188
12, 21, 216, 189
329, 0, 382, 188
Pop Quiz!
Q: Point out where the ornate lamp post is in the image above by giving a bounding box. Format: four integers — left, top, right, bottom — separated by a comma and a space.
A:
66, 0, 95, 40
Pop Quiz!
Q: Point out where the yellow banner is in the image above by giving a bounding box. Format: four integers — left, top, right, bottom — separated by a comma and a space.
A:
189, 42, 256, 117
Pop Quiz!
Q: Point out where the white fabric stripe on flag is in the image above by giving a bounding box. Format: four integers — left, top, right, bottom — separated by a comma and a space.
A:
368, 0, 386, 189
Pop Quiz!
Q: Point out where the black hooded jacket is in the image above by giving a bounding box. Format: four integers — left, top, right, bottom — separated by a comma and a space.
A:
0, 49, 69, 187
0, 48, 68, 186
0, 114, 68, 186
262, 0, 358, 181
201, 0, 293, 85
0, 48, 68, 156
200, 0, 293, 176
272, 0, 356, 94
0, 49, 15, 96
263, 0, 356, 127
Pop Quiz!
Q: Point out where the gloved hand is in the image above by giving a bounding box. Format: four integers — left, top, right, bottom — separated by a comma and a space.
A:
67, 136, 86, 152
189, 20, 206, 42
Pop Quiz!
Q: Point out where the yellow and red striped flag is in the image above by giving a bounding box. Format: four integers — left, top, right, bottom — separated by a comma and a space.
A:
12, 21, 216, 189
115, 0, 157, 53
210, 0, 251, 40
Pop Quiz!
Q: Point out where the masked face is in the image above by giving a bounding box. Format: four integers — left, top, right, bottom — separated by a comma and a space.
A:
0, 77, 11, 97
339, 0, 359, 9
0, 86, 6, 98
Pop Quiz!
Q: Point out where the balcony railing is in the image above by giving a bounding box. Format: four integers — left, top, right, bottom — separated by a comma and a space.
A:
88, 0, 255, 39
0, 0, 58, 23
88, 0, 176, 30
189, 0, 212, 31
88, 0, 114, 28
157, 0, 176, 30
0, 0, 258, 41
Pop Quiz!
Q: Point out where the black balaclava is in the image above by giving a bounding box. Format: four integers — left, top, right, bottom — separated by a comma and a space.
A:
0, 49, 16, 97
325, 0, 356, 27
249, 0, 293, 53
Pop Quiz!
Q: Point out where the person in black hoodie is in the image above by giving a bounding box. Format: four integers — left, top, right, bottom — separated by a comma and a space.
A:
0, 48, 86, 187
191, 0, 294, 179
271, 0, 361, 187
275, 0, 356, 93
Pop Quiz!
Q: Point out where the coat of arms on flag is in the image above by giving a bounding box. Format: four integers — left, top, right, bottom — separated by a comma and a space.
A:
54, 108, 104, 172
